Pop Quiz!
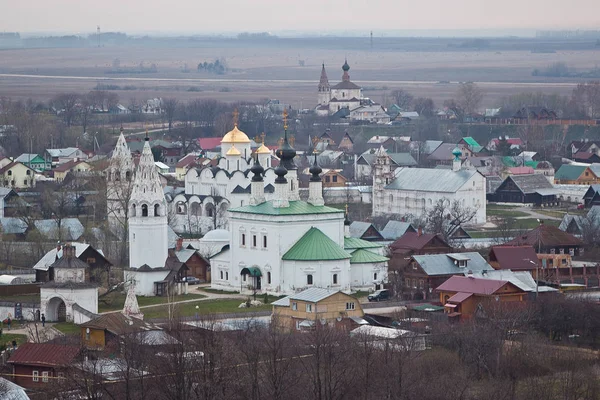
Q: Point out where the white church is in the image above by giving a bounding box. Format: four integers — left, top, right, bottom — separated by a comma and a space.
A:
316, 60, 366, 116
210, 126, 389, 296
169, 123, 279, 235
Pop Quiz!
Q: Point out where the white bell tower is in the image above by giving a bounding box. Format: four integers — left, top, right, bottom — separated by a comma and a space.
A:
106, 128, 134, 238
126, 134, 169, 295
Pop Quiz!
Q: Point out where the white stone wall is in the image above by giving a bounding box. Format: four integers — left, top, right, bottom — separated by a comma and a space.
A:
40, 287, 98, 322
129, 216, 169, 269
350, 262, 387, 291
0, 304, 38, 321
125, 269, 170, 296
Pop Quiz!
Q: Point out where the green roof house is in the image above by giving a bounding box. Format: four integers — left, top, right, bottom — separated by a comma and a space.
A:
554, 164, 599, 185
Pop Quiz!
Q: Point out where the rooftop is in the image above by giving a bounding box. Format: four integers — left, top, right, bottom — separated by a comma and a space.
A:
436, 275, 513, 295
282, 227, 351, 261
230, 200, 343, 216
8, 343, 80, 367
385, 167, 478, 193
412, 252, 492, 276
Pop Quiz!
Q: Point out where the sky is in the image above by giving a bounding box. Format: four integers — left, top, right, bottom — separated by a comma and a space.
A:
1, 0, 599, 35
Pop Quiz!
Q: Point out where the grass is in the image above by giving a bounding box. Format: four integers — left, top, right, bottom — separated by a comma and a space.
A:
0, 294, 40, 304
98, 292, 207, 312
486, 207, 529, 218
516, 218, 560, 229
199, 288, 240, 295
54, 322, 81, 335
143, 299, 273, 320
0, 333, 27, 350
535, 209, 569, 219
352, 291, 371, 299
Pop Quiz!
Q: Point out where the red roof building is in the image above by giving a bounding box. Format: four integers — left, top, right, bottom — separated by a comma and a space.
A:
198, 137, 223, 151
488, 245, 539, 272
436, 275, 527, 321
8, 343, 80, 389
505, 222, 583, 257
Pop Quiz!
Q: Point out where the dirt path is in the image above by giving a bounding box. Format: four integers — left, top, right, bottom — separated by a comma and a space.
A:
514, 206, 561, 221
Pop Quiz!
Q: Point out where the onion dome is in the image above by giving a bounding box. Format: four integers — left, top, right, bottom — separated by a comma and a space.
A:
222, 125, 251, 144
226, 145, 241, 156
251, 158, 264, 182
342, 59, 350, 72
275, 131, 296, 171
274, 164, 288, 184
256, 143, 271, 154
452, 146, 462, 160
309, 152, 322, 182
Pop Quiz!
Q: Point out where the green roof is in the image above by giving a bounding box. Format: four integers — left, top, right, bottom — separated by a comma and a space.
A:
462, 137, 482, 152
230, 200, 343, 216
282, 227, 351, 261
411, 303, 445, 312
555, 164, 587, 181
525, 160, 539, 169
349, 249, 389, 264
502, 156, 519, 167
241, 266, 262, 277
344, 237, 382, 250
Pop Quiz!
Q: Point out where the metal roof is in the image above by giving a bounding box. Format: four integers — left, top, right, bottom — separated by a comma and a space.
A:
230, 200, 342, 216
33, 242, 106, 271
34, 218, 84, 241
0, 218, 28, 235
436, 275, 510, 295
412, 252, 492, 276
506, 173, 554, 194
349, 249, 389, 264
447, 253, 471, 261
0, 377, 29, 400
380, 221, 414, 240
8, 343, 80, 367
555, 164, 588, 181
291, 287, 339, 302
343, 236, 382, 250
282, 227, 351, 261
385, 167, 478, 193
350, 325, 414, 339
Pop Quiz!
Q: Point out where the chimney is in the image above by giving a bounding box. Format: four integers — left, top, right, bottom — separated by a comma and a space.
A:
176, 237, 183, 251
62, 243, 76, 258
417, 226, 422, 237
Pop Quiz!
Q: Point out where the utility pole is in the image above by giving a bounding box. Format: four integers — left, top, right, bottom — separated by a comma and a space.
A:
97, 26, 101, 48
370, 31, 373, 50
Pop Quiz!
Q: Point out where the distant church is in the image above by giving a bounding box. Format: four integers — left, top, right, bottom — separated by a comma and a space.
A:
316, 60, 365, 116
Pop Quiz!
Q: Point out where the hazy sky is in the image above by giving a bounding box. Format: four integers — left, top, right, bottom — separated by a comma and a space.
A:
1, 0, 599, 34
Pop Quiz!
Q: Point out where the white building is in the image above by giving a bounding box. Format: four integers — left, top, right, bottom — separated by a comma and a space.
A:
372, 146, 487, 225
316, 61, 364, 116
169, 123, 281, 235
40, 243, 98, 322
106, 129, 135, 238
211, 132, 388, 296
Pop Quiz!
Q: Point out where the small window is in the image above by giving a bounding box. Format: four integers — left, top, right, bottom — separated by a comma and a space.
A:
86, 258, 96, 264
243, 274, 246, 282
325, 176, 330, 182
307, 274, 313, 285
295, 320, 301, 330
267, 271, 271, 284
253, 235, 257, 248
33, 371, 39, 382
292, 302, 298, 311
332, 274, 338, 285
550, 248, 556, 254
263, 235, 267, 248
23, 179, 27, 185
373, 273, 378, 281
241, 234, 246, 247
332, 175, 338, 183
226, 272, 229, 280
220, 271, 223, 279
559, 248, 564, 255
346, 302, 355, 311
306, 304, 313, 313
569, 248, 575, 256
26, 170, 31, 175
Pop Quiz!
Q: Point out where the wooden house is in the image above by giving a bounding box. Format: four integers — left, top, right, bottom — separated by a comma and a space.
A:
554, 164, 600, 185
8, 343, 80, 389
388, 230, 453, 271
490, 174, 558, 206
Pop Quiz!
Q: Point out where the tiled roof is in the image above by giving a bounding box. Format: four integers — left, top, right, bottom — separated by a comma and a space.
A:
488, 245, 539, 270
555, 164, 588, 181
350, 249, 389, 264
230, 200, 342, 216
412, 252, 492, 276
436, 275, 510, 295
343, 236, 381, 250
505, 224, 582, 248
385, 168, 478, 193
8, 343, 80, 367
282, 227, 351, 261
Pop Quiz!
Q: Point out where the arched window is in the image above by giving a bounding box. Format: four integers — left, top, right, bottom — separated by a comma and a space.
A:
389, 194, 394, 203
374, 272, 378, 281
405, 198, 409, 208
126, 171, 131, 181
7, 170, 11, 176
267, 272, 272, 284
176, 202, 187, 215
307, 274, 313, 285
131, 204, 136, 217
141, 204, 148, 217
26, 170, 31, 176
191, 202, 201, 216
332, 274, 338, 285
154, 204, 160, 216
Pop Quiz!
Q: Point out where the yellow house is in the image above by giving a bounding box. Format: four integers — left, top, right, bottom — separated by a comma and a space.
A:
0, 161, 36, 189
271, 288, 366, 332
54, 159, 92, 182
80, 313, 158, 350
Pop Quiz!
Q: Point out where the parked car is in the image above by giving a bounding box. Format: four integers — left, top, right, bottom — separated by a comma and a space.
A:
185, 277, 200, 285
368, 289, 390, 302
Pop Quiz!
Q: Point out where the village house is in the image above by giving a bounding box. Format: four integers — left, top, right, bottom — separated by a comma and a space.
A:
379, 220, 416, 241
15, 153, 50, 171
388, 229, 453, 271
320, 169, 347, 188
172, 238, 210, 282
569, 140, 600, 157
513, 106, 557, 121
8, 343, 80, 389
349, 221, 384, 241
355, 151, 417, 181
45, 147, 88, 167
583, 185, 600, 207
319, 130, 354, 152
175, 154, 209, 181
488, 245, 540, 274
402, 252, 493, 300
80, 312, 161, 351
349, 105, 391, 124
489, 174, 558, 206
505, 222, 584, 257
572, 152, 600, 163
0, 161, 36, 189
554, 164, 600, 185
436, 275, 528, 321
271, 287, 366, 332
53, 159, 93, 182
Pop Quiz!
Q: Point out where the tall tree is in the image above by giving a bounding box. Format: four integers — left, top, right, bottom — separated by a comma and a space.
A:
390, 89, 414, 110
162, 97, 179, 133
457, 82, 484, 115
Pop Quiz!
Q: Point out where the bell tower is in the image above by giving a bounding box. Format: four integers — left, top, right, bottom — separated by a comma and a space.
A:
372, 146, 393, 216
106, 127, 134, 239
317, 63, 331, 106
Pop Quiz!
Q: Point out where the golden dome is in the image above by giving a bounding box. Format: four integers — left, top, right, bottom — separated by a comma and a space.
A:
256, 144, 271, 154
226, 145, 241, 156
222, 125, 251, 144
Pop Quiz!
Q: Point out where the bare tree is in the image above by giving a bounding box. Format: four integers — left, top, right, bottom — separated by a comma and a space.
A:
390, 89, 414, 110
457, 82, 484, 115
163, 97, 179, 134
51, 93, 80, 127
412, 97, 436, 117
426, 198, 477, 242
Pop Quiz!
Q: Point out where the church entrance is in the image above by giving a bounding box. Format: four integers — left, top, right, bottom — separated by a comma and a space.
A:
57, 301, 66, 322
47, 297, 67, 322
240, 267, 262, 292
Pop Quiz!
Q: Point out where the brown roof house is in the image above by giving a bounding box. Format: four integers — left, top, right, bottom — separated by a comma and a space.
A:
388, 229, 453, 272
8, 343, 80, 389
488, 245, 540, 273
505, 222, 584, 257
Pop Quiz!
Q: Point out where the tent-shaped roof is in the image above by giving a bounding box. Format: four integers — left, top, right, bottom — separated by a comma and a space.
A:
282, 227, 351, 261
350, 249, 389, 264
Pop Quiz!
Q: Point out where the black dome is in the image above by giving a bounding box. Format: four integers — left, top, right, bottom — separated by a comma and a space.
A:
309, 153, 322, 182
251, 158, 264, 182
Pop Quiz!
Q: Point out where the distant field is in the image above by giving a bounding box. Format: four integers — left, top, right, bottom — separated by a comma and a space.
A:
1, 43, 597, 106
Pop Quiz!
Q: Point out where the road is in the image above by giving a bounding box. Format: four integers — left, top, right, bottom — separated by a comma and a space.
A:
0, 73, 582, 89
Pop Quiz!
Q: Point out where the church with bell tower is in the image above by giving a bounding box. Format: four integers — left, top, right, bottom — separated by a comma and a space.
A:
316, 60, 364, 116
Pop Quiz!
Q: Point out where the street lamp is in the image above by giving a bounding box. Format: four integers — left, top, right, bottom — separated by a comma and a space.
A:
526, 258, 539, 299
